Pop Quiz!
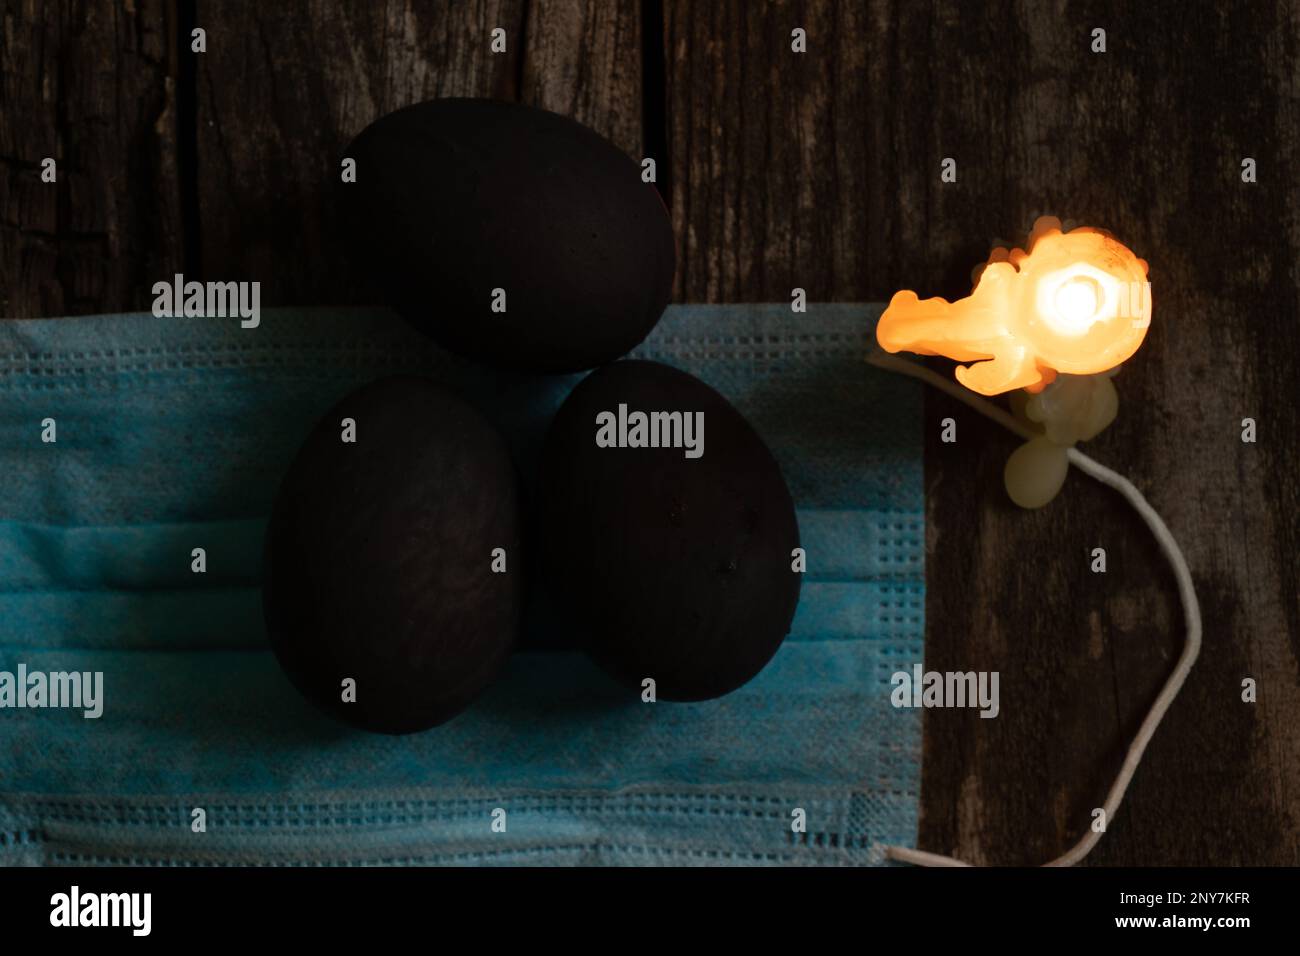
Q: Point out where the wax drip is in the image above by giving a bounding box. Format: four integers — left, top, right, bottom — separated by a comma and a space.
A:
866, 347, 1202, 868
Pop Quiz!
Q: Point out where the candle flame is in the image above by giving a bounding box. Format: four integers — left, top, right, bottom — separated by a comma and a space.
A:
876, 217, 1151, 395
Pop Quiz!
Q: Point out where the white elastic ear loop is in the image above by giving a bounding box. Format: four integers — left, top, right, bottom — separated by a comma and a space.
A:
865, 349, 1202, 868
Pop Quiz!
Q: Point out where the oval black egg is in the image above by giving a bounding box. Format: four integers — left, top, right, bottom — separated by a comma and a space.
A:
539, 361, 801, 701
263, 376, 521, 734
339, 98, 676, 373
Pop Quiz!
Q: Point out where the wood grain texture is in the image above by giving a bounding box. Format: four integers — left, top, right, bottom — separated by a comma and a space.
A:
664, 0, 1300, 864
520, 0, 643, 157
0, 0, 181, 317
192, 0, 642, 305
915, 1, 1300, 868
192, 0, 522, 305
663, 1, 874, 303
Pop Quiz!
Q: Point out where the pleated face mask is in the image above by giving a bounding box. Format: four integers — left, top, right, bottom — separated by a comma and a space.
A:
0, 305, 923, 866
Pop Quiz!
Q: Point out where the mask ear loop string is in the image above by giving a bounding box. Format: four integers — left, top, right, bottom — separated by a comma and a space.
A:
865, 348, 1202, 867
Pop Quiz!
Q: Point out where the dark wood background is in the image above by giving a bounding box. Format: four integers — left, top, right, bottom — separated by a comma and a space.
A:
3, 1, 1297, 865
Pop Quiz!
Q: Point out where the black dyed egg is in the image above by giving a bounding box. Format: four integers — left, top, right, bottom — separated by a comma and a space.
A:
339, 98, 675, 372
539, 361, 801, 701
263, 376, 521, 734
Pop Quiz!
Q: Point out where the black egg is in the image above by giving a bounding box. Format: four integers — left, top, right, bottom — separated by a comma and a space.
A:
339, 98, 676, 372
539, 361, 801, 701
263, 376, 521, 734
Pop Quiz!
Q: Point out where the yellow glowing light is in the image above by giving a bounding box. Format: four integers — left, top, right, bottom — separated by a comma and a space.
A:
876, 217, 1151, 395
1050, 276, 1101, 334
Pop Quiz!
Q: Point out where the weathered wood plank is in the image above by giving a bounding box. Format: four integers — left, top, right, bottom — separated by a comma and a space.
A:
193, 0, 643, 306
663, 0, 1300, 864
520, 0, 643, 157
663, 1, 875, 303
192, 0, 522, 305
915, 1, 1300, 867
0, 0, 181, 317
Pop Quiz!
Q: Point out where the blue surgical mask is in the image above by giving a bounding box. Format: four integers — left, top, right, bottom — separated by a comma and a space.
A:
0, 304, 922, 865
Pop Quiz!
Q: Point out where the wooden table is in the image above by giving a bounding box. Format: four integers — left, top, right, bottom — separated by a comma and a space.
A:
3, 0, 1297, 865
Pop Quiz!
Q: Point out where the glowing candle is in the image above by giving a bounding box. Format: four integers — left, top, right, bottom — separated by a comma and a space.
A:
875, 217, 1152, 508
876, 217, 1151, 396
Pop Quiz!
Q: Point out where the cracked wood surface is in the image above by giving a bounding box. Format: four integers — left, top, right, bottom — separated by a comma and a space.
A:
0, 0, 181, 316
2, 0, 1297, 865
